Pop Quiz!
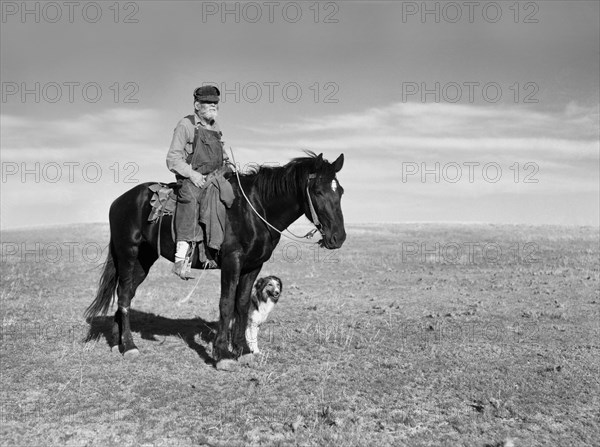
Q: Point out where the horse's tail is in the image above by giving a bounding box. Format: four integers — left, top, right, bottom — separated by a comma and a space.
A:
84, 241, 118, 319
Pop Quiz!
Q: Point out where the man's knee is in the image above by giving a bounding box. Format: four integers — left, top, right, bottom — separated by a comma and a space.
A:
177, 180, 198, 204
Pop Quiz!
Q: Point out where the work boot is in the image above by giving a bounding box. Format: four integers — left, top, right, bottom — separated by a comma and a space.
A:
172, 259, 194, 280
173, 241, 194, 280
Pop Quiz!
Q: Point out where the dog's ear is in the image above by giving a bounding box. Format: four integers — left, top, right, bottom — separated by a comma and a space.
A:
251, 278, 264, 308
255, 277, 266, 292
250, 291, 260, 309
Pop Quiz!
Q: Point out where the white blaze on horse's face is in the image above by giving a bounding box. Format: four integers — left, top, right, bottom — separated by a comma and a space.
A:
331, 179, 338, 192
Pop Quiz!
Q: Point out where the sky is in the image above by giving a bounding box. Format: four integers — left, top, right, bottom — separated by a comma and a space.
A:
1, 0, 599, 229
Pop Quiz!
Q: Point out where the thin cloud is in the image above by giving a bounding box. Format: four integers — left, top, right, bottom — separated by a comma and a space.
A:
238, 102, 599, 164
1, 108, 165, 159
1, 101, 598, 227
245, 101, 599, 140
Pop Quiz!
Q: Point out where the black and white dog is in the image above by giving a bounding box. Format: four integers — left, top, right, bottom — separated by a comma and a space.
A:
245, 275, 282, 354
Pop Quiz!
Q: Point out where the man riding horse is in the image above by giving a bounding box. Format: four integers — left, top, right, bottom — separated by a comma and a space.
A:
85, 85, 346, 364
166, 86, 232, 279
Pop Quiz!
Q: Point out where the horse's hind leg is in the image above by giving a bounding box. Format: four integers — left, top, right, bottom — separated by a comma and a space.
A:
112, 243, 157, 357
113, 255, 140, 356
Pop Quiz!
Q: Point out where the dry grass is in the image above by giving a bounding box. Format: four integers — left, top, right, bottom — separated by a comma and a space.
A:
1, 223, 598, 446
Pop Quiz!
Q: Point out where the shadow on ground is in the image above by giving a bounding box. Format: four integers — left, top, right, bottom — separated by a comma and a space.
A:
84, 309, 217, 364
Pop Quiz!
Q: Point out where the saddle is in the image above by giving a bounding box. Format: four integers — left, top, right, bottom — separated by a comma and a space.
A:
147, 183, 178, 222
147, 174, 234, 252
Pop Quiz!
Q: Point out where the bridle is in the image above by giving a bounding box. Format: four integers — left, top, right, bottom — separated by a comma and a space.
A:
306, 173, 323, 237
230, 148, 323, 245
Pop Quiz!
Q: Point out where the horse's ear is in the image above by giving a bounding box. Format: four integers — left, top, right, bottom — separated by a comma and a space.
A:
333, 153, 344, 172
315, 153, 324, 170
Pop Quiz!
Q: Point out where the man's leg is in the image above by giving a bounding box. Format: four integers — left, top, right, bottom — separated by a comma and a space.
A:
173, 180, 201, 279
174, 239, 190, 264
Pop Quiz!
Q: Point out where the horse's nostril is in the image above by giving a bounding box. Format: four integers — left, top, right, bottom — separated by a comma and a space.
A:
331, 234, 338, 245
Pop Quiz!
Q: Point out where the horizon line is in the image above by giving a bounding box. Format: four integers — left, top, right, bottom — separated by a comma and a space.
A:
2, 220, 599, 232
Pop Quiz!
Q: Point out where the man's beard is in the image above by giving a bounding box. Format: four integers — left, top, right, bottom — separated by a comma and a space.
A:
200, 108, 218, 122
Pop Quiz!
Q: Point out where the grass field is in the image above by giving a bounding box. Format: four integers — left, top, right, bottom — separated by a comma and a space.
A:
1, 223, 598, 446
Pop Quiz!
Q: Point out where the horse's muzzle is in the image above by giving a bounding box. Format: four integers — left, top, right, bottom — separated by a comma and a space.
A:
320, 230, 346, 249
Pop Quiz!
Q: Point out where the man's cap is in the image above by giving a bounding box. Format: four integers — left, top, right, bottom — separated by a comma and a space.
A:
194, 86, 220, 103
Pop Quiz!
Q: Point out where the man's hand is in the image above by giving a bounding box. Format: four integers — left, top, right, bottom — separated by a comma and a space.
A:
189, 170, 206, 188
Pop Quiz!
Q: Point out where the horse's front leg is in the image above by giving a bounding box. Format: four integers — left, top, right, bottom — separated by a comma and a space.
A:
213, 255, 242, 363
232, 266, 262, 357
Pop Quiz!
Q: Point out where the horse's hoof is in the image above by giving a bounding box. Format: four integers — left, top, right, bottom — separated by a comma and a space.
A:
123, 348, 140, 358
111, 345, 121, 353
215, 359, 239, 371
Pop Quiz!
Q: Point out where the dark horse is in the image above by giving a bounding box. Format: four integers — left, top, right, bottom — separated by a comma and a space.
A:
84, 152, 346, 364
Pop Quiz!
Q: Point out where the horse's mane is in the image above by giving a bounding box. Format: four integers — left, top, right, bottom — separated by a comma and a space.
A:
241, 151, 321, 200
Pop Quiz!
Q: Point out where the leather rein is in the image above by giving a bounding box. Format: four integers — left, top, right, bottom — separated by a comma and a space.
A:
229, 148, 323, 245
